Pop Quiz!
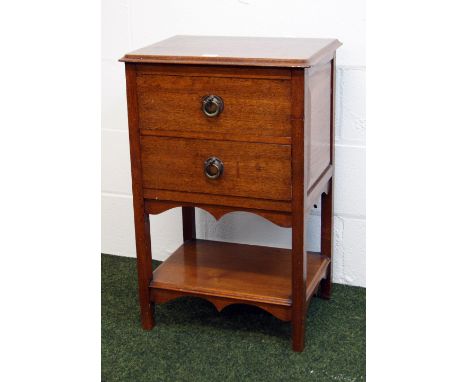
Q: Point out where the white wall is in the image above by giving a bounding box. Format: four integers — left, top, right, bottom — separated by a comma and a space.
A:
102, 0, 366, 287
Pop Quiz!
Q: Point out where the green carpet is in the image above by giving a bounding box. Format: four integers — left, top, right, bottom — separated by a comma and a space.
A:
102, 254, 365, 382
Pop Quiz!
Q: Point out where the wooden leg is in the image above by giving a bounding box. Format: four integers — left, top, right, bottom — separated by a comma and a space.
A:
290, 68, 307, 351
318, 179, 333, 299
126, 63, 154, 330
133, 209, 155, 330
291, 209, 307, 352
182, 206, 196, 241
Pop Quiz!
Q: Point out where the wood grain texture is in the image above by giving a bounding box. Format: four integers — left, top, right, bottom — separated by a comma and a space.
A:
152, 289, 292, 322
290, 68, 307, 352
122, 38, 341, 352
136, 71, 291, 138
140, 128, 291, 145
140, 136, 292, 201
143, 189, 291, 212
144, 200, 292, 228
120, 35, 342, 67
125, 63, 155, 330
136, 64, 291, 79
150, 239, 330, 321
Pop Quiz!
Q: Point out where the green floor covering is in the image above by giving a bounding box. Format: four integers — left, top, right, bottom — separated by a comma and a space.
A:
102, 254, 365, 381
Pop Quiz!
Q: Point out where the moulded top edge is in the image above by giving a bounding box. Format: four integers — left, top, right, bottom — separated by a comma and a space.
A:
119, 35, 342, 68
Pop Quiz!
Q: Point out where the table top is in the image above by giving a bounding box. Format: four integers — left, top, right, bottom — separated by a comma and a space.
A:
120, 35, 341, 67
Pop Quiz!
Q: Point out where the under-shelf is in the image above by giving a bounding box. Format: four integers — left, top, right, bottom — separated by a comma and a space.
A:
149, 239, 330, 321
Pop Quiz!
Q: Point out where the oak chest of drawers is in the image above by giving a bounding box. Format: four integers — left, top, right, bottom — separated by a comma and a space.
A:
120, 35, 341, 352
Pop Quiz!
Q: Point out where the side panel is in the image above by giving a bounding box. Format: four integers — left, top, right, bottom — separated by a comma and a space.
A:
304, 63, 332, 193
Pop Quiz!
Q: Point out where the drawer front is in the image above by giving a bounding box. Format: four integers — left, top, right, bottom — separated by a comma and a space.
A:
136, 73, 292, 139
140, 136, 292, 201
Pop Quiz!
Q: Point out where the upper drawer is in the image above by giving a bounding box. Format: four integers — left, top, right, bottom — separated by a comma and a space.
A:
135, 65, 292, 141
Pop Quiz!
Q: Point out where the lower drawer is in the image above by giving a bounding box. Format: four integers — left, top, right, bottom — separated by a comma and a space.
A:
140, 136, 292, 201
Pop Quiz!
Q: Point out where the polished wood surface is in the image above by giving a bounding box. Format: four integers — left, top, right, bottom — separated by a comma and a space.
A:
140, 128, 291, 145
140, 136, 292, 200
120, 35, 342, 67
122, 36, 340, 352
136, 69, 291, 139
136, 64, 291, 79
125, 63, 155, 330
150, 239, 330, 321
290, 68, 307, 352
145, 200, 292, 228
143, 189, 291, 212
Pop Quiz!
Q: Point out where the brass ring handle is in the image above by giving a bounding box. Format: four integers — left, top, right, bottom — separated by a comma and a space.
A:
202, 95, 224, 117
204, 157, 224, 179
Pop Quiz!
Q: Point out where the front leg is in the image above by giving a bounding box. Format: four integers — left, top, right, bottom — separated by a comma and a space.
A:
291, 217, 307, 352
133, 210, 155, 330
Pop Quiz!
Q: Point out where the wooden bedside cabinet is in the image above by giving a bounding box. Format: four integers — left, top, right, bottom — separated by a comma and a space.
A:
120, 35, 341, 352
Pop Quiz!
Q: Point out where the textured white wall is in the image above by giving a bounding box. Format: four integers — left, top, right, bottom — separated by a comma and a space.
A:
101, 0, 366, 287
